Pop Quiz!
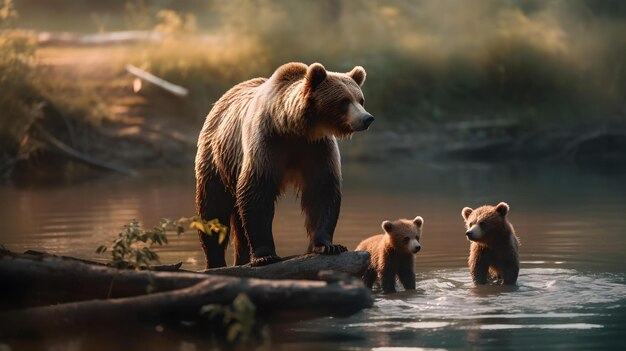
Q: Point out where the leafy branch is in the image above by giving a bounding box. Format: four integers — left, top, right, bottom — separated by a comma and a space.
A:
96, 216, 227, 269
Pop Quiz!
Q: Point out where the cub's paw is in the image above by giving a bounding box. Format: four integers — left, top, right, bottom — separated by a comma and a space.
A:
313, 243, 347, 255
249, 255, 282, 267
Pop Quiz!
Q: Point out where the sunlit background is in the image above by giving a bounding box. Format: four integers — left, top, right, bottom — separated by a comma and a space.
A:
0, 1, 625, 350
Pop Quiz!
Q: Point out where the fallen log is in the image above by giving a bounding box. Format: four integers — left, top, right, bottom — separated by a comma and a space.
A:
0, 250, 371, 310
0, 254, 205, 310
22, 249, 183, 271
203, 252, 371, 280
0, 271, 372, 337
37, 30, 163, 46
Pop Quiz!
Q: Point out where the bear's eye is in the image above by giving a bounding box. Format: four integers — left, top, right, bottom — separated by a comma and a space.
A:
359, 98, 364, 106
403, 237, 410, 244
340, 98, 351, 111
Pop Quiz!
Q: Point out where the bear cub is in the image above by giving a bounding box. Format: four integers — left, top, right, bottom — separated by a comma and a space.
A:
356, 216, 423, 293
462, 202, 520, 285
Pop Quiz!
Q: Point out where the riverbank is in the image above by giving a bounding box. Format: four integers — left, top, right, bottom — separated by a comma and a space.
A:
3, 37, 625, 185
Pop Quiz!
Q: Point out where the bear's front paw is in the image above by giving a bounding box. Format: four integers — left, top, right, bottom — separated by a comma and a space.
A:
313, 243, 347, 255
249, 255, 282, 267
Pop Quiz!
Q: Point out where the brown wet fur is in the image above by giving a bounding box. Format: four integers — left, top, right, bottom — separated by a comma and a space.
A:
462, 202, 521, 285
195, 62, 371, 268
356, 217, 423, 293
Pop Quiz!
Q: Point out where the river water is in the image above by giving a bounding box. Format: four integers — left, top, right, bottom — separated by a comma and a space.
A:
1, 160, 625, 350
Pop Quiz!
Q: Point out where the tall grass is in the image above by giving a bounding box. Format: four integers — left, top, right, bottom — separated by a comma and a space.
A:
6, 0, 626, 135
119, 0, 625, 129
0, 0, 40, 178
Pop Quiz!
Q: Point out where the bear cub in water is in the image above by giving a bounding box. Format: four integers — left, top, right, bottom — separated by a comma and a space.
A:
356, 216, 423, 293
462, 202, 520, 285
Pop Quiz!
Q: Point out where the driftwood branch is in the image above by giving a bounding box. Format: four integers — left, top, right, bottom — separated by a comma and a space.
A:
126, 64, 189, 97
38, 30, 164, 46
203, 252, 371, 280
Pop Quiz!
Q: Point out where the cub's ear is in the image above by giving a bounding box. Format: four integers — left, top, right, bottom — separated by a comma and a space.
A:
382, 220, 393, 233
347, 66, 366, 86
462, 207, 473, 221
305, 63, 327, 91
413, 216, 424, 228
495, 202, 509, 216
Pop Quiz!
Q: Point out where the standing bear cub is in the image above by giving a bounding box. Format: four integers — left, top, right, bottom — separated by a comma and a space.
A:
195, 62, 374, 268
356, 216, 423, 293
462, 202, 520, 285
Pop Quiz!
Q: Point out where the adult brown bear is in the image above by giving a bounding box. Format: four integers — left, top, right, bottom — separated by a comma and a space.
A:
195, 62, 374, 268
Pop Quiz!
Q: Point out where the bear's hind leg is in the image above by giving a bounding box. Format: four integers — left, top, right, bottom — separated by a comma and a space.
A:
237, 172, 281, 267
196, 172, 234, 269
231, 212, 251, 266
501, 264, 519, 285
363, 268, 377, 289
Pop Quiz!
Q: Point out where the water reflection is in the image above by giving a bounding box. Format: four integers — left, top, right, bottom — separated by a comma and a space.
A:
0, 162, 625, 349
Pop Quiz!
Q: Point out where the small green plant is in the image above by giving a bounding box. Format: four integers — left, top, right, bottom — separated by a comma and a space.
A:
200, 293, 268, 344
96, 216, 227, 269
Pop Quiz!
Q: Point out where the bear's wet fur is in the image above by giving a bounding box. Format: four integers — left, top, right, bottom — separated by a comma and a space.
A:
462, 202, 520, 285
195, 62, 374, 268
356, 216, 423, 293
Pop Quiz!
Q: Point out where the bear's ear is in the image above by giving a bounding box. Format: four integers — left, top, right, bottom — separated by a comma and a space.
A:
305, 63, 327, 91
348, 66, 366, 86
462, 207, 473, 221
413, 216, 424, 228
495, 202, 509, 217
382, 220, 393, 233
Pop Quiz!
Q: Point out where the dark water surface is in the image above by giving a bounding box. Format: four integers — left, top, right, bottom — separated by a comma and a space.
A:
1, 160, 625, 350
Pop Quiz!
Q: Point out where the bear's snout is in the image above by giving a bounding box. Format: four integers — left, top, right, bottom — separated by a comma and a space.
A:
465, 223, 482, 241
466, 231, 474, 240
362, 114, 375, 128
412, 245, 421, 253
351, 114, 374, 131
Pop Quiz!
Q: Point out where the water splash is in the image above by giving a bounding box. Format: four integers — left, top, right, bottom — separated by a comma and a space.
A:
284, 267, 626, 350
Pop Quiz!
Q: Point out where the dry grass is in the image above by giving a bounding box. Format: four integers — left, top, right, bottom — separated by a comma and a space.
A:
2, 0, 625, 179
124, 0, 626, 129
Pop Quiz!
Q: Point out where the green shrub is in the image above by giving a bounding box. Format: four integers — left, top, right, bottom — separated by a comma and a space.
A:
96, 216, 227, 269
